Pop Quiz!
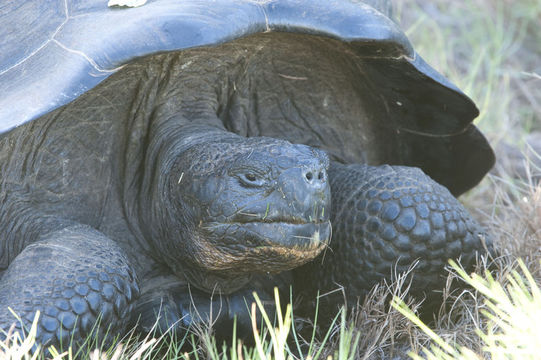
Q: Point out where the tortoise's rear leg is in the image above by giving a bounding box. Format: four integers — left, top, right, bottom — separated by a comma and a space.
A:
294, 162, 492, 314
0, 225, 139, 352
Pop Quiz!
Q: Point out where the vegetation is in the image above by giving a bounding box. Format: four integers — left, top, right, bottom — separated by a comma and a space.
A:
391, 0, 541, 358
2, 0, 540, 358
392, 259, 541, 359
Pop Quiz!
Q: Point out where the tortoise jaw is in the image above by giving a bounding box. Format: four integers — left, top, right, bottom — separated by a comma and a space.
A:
204, 220, 331, 251
176, 220, 331, 293
241, 220, 331, 249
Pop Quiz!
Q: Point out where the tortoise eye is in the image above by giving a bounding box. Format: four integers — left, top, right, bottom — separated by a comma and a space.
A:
238, 172, 265, 188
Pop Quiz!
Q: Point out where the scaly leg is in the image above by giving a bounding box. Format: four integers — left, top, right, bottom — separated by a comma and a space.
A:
0, 225, 139, 351
132, 267, 281, 342
295, 162, 492, 314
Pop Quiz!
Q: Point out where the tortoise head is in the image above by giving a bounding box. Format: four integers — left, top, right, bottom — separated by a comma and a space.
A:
146, 134, 331, 293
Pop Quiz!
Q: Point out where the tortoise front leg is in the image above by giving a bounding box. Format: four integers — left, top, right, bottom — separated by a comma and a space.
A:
132, 268, 279, 341
0, 225, 139, 351
295, 162, 492, 314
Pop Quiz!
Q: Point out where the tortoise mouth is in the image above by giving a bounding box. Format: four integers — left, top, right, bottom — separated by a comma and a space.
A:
203, 220, 331, 250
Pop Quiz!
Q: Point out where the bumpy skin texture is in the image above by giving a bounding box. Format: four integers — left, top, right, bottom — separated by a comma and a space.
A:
0, 33, 492, 349
295, 163, 490, 314
0, 226, 139, 349
133, 268, 283, 340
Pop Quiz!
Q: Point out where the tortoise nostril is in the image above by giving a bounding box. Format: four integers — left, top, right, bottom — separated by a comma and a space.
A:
303, 167, 327, 187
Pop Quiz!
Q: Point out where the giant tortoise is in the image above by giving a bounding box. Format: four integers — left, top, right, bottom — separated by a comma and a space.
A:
0, 0, 495, 350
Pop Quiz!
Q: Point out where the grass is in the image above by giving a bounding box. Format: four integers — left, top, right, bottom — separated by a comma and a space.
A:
390, 0, 541, 358
395, 0, 541, 136
2, 0, 540, 358
392, 259, 541, 359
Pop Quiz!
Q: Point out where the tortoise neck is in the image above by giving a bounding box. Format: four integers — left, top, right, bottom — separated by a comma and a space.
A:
181, 266, 253, 295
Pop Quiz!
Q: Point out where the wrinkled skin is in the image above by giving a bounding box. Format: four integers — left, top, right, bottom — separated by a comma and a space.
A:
0, 33, 491, 350
156, 134, 332, 293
